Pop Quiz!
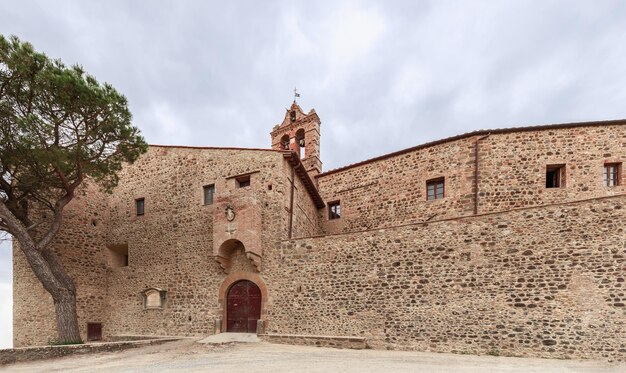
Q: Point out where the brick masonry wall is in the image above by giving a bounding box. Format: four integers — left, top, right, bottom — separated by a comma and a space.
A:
316, 124, 625, 235
265, 196, 625, 361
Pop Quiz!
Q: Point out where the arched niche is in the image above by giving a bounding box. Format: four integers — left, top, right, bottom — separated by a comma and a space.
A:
141, 288, 166, 310
215, 239, 261, 274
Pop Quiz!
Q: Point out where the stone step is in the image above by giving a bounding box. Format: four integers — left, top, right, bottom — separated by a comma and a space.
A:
197, 333, 260, 344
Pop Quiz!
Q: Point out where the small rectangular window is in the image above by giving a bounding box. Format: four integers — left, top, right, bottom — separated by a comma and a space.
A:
426, 178, 445, 200
135, 198, 145, 216
604, 163, 621, 187
328, 201, 341, 220
203, 184, 215, 205
237, 175, 251, 188
546, 165, 565, 188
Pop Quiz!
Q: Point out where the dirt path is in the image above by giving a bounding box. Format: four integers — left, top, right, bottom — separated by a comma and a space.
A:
3, 339, 624, 373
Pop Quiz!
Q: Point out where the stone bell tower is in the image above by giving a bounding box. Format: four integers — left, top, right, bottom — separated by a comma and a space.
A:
270, 101, 322, 178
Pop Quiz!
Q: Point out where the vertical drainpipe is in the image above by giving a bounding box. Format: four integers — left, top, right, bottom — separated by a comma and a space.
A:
474, 133, 491, 215
288, 154, 296, 239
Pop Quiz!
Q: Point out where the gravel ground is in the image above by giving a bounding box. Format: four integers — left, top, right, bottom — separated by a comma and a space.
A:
3, 339, 624, 373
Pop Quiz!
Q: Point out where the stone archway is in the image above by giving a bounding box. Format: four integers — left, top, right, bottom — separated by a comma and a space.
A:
218, 272, 268, 333
226, 280, 261, 333
215, 239, 261, 273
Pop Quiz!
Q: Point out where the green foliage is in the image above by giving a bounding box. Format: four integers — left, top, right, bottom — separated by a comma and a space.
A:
0, 34, 147, 223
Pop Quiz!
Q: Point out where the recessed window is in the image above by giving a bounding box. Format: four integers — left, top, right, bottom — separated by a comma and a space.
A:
328, 201, 341, 220
426, 178, 445, 200
604, 163, 621, 186
135, 198, 145, 216
107, 244, 129, 268
203, 184, 215, 205
546, 165, 565, 188
237, 175, 251, 188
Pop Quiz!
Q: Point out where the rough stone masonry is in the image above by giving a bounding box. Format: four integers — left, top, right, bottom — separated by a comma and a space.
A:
13, 102, 625, 361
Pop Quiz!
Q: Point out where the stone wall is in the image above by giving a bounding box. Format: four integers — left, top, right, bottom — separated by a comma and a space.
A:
13, 182, 110, 347
103, 146, 291, 338
316, 124, 625, 235
259, 334, 367, 349
477, 124, 625, 211
0, 338, 179, 366
316, 136, 475, 234
265, 196, 626, 361
12, 121, 626, 363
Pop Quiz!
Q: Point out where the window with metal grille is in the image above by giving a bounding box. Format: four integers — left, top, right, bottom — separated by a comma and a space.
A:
203, 184, 215, 205
604, 163, 621, 186
328, 201, 341, 220
426, 178, 445, 200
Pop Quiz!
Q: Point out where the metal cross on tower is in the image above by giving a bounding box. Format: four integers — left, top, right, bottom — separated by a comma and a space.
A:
293, 87, 300, 102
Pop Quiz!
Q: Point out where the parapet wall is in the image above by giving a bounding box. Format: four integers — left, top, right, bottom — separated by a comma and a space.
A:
265, 195, 626, 361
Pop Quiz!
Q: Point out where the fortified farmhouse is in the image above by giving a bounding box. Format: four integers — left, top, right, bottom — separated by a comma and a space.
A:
13, 102, 626, 361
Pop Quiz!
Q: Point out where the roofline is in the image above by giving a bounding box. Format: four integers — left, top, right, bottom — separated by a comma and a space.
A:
148, 144, 285, 152
316, 118, 626, 178
283, 152, 326, 209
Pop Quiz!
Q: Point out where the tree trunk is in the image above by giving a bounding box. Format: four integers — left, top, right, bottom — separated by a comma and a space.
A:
0, 202, 83, 344
52, 290, 82, 344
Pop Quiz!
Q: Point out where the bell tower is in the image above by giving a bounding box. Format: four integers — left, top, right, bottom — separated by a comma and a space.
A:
271, 101, 322, 178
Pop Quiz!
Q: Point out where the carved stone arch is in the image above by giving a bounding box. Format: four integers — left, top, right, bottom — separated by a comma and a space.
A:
218, 271, 268, 333
215, 238, 261, 274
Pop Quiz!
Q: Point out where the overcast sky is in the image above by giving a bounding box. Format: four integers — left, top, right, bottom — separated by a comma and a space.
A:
2, 0, 626, 348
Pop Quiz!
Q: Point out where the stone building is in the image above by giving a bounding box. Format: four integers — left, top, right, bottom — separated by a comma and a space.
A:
13, 102, 626, 361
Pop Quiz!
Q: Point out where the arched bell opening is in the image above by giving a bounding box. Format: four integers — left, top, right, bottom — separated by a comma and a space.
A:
280, 134, 290, 150
295, 128, 305, 159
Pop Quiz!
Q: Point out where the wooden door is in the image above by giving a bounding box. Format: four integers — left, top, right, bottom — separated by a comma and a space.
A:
87, 322, 102, 341
227, 280, 261, 333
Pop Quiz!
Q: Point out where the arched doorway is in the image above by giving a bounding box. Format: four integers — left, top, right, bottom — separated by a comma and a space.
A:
227, 280, 261, 333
